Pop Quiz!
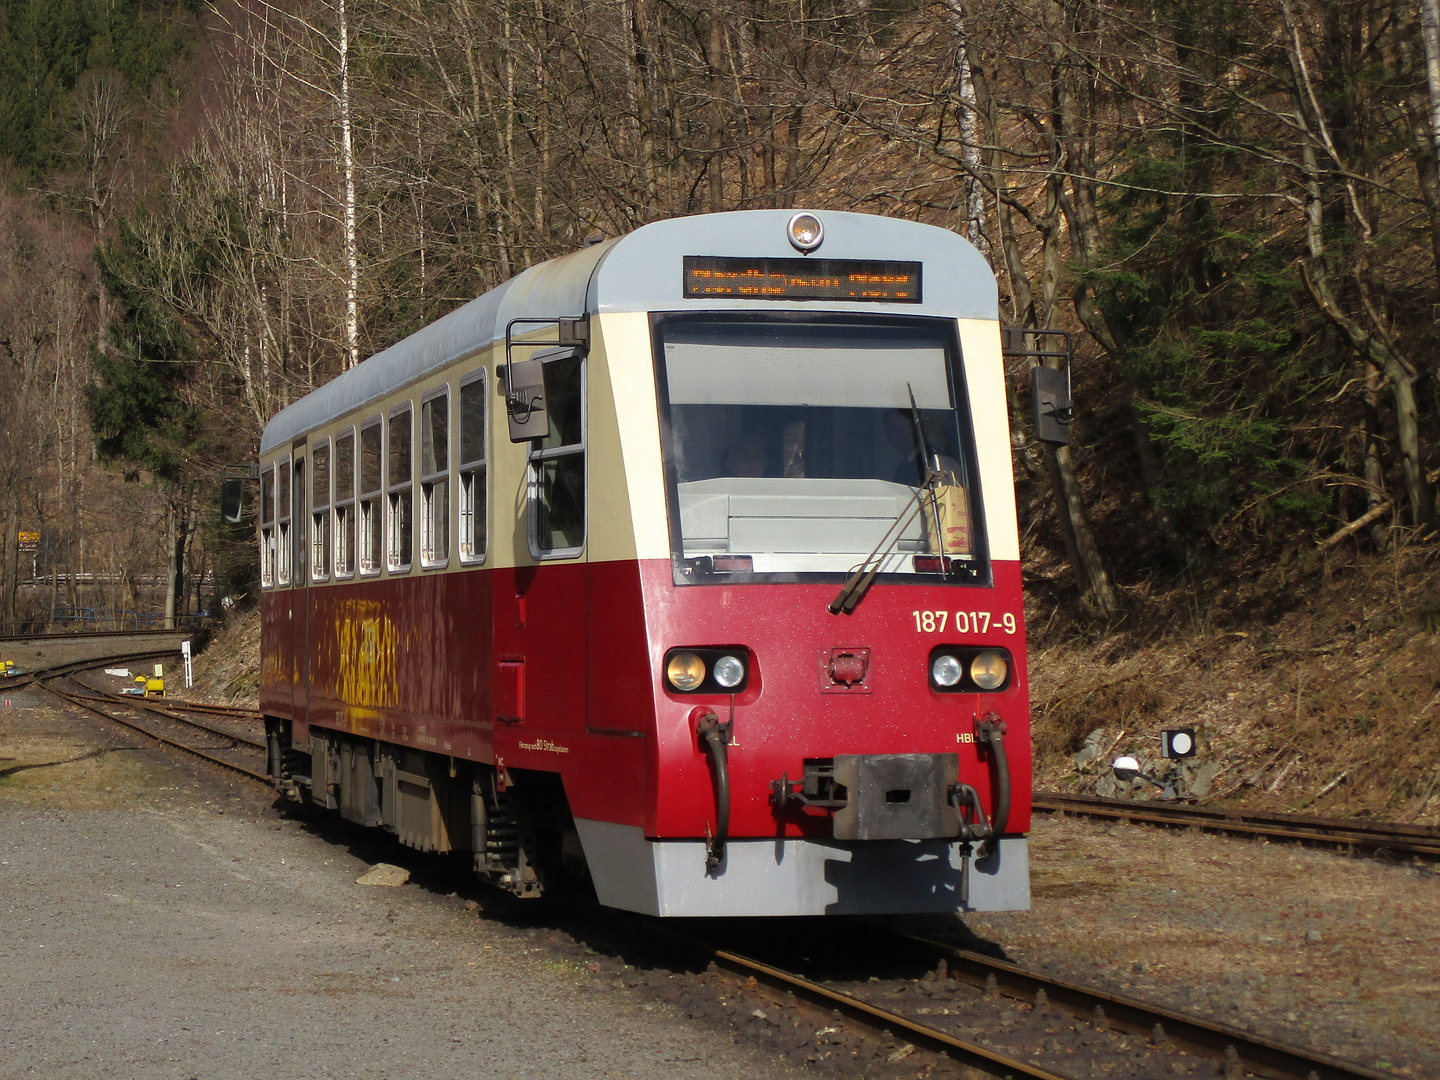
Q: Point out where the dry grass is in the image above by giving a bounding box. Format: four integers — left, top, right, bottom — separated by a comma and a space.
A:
172, 607, 261, 708
1029, 541, 1440, 823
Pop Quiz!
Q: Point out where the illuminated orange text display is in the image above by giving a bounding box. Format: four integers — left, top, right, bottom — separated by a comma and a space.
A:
683, 257, 922, 303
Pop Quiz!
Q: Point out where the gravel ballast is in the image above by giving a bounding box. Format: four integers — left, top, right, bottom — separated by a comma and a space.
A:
0, 689, 802, 1080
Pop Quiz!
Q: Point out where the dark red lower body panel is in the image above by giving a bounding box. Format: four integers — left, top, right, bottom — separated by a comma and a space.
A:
259, 558, 1030, 842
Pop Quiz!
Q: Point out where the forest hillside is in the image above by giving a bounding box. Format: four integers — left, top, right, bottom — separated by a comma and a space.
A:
4, 0, 1440, 819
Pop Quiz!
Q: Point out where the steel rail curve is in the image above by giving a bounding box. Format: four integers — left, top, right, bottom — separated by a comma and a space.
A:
38, 675, 269, 784
899, 933, 1395, 1080
1033, 792, 1440, 859
0, 649, 183, 692
142, 699, 262, 720
65, 690, 264, 730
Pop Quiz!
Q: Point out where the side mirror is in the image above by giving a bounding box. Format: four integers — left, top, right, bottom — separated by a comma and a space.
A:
1031, 364, 1071, 445
505, 358, 550, 442
220, 478, 245, 523
1112, 755, 1141, 783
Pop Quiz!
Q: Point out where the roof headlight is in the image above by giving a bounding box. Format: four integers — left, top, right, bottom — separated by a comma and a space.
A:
712, 654, 746, 690
970, 650, 1009, 691
931, 654, 963, 688
787, 212, 824, 253
666, 652, 706, 692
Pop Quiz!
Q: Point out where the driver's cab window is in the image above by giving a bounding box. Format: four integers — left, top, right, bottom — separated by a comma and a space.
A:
528, 353, 585, 557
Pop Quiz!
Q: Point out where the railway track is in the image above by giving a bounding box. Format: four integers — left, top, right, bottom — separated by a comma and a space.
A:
668, 923, 1397, 1080
32, 665, 268, 784
1034, 791, 1440, 860
0, 648, 183, 691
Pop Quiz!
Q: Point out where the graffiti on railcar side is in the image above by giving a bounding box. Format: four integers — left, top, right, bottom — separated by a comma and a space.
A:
336, 599, 399, 710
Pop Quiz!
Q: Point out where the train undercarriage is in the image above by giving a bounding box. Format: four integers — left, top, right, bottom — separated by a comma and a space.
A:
265, 718, 584, 899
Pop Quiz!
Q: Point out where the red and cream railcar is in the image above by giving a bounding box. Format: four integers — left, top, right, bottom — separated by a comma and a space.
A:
254, 209, 1032, 916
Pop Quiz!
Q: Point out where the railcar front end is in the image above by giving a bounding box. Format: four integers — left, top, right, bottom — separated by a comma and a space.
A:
249, 209, 1032, 917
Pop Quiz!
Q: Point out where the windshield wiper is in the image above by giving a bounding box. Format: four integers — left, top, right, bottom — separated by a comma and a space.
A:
829, 384, 947, 615
908, 383, 948, 554
828, 466, 940, 615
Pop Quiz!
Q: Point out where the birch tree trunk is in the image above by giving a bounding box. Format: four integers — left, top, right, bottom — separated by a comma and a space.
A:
1421, 0, 1440, 178
163, 500, 178, 630
3, 490, 19, 631
944, 2, 989, 259
338, 0, 360, 369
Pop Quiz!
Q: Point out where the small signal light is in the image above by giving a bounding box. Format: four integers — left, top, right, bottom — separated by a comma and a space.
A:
1162, 728, 1196, 759
712, 554, 753, 573
787, 212, 824, 253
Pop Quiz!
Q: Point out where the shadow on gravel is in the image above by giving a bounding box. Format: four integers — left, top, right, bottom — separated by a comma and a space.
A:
269, 797, 1014, 983
0, 745, 143, 778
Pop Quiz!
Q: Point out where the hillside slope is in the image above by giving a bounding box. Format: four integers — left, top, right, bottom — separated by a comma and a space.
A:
185, 538, 1440, 826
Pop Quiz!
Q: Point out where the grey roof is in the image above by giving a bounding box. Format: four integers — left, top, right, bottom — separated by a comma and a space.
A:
260, 210, 995, 454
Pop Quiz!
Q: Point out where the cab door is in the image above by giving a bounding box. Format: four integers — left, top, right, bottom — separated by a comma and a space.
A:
492, 349, 588, 766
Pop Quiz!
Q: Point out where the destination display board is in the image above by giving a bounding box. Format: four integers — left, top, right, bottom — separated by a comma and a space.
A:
683, 257, 922, 303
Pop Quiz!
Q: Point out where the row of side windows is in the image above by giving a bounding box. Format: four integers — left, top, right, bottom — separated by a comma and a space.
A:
259, 371, 490, 588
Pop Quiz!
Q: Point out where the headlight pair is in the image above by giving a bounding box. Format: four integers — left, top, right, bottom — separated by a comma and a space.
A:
665, 648, 749, 694
929, 647, 1012, 692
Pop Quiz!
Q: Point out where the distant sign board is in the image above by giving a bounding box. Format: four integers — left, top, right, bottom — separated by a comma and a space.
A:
17, 531, 39, 554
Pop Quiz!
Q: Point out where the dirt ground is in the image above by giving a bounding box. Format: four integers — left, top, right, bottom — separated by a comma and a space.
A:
0, 687, 807, 1080
1028, 544, 1440, 825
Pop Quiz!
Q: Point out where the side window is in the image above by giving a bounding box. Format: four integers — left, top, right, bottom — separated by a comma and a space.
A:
334, 429, 355, 577
529, 353, 585, 556
293, 456, 308, 584
387, 406, 413, 571
458, 371, 487, 563
260, 465, 275, 587
359, 420, 383, 574
276, 457, 292, 585
420, 391, 449, 567
311, 440, 330, 582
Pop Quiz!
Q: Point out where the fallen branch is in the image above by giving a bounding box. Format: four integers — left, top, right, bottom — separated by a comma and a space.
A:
1213, 742, 1295, 800
1318, 502, 1391, 549
1294, 770, 1349, 811
1266, 754, 1301, 793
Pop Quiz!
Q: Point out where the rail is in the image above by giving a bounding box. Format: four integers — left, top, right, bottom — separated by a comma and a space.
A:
645, 921, 1398, 1080
4, 647, 268, 784
1033, 791, 1440, 859
899, 932, 1395, 1080
39, 676, 268, 784
0, 648, 183, 691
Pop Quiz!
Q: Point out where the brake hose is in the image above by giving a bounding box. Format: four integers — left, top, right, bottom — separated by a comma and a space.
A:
697, 713, 733, 871
976, 713, 1010, 861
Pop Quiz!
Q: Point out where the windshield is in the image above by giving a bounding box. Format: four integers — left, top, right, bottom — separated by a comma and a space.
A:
654, 314, 988, 585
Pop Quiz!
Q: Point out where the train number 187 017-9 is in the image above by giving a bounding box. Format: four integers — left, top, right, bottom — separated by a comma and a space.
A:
912, 610, 1017, 635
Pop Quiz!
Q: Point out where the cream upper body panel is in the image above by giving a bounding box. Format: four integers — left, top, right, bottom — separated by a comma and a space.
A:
957, 317, 1019, 563
256, 210, 1009, 585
